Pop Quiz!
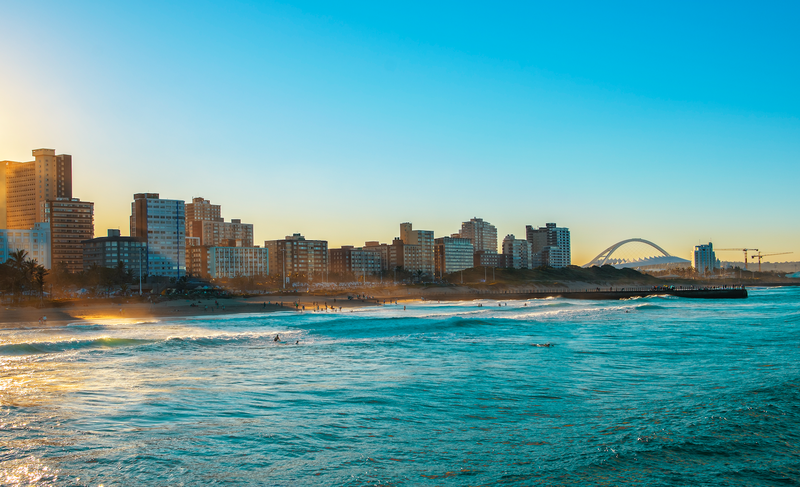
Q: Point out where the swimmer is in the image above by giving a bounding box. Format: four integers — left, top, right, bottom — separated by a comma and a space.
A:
274, 334, 280, 342
296, 340, 299, 345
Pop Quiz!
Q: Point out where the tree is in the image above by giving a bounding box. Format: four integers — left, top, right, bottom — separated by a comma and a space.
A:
33, 265, 48, 303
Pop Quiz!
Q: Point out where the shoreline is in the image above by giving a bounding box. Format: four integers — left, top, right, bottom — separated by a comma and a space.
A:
0, 295, 383, 329
1, 283, 786, 329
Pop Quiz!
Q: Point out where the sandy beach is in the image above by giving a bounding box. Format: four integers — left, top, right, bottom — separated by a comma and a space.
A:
0, 294, 386, 329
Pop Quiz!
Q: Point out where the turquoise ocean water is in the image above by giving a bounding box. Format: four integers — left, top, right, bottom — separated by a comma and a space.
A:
1, 287, 799, 485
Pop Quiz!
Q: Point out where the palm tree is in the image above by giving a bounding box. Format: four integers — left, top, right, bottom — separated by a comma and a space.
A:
6, 250, 30, 301
33, 265, 48, 304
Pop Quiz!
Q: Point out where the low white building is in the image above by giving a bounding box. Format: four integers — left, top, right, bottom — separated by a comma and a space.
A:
0, 223, 51, 268
206, 246, 269, 278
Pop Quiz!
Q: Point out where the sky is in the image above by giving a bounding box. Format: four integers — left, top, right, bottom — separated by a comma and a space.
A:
1, 1, 798, 265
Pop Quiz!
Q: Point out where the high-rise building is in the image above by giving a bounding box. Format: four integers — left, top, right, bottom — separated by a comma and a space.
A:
0, 223, 51, 269
434, 236, 474, 277
388, 238, 424, 273
526, 223, 571, 268
502, 234, 532, 269
82, 229, 146, 273
328, 246, 383, 279
399, 222, 434, 277
363, 241, 391, 271
457, 217, 498, 253
185, 197, 254, 249
264, 234, 328, 283
1, 149, 72, 229
130, 193, 186, 278
185, 237, 203, 277
185, 197, 222, 224
190, 219, 254, 248
694, 243, 718, 275
41, 198, 94, 273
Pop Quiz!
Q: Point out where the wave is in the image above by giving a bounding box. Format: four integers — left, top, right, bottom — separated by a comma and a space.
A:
0, 337, 155, 356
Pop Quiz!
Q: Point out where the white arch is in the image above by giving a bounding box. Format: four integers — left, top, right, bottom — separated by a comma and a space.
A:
583, 238, 672, 267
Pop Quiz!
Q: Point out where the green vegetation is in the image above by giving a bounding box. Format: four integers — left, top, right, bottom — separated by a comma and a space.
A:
0, 250, 49, 303
440, 265, 663, 287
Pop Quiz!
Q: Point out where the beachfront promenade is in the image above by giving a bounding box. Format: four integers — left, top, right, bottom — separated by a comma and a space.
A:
419, 285, 748, 301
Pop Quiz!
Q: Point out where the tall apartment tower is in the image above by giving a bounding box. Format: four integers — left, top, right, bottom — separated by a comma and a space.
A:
399, 222, 434, 277
41, 198, 94, 273
130, 193, 186, 278
526, 223, 571, 268
694, 243, 718, 275
185, 196, 253, 247
185, 197, 223, 226
458, 217, 498, 254
264, 234, 328, 283
0, 149, 72, 228
502, 234, 532, 269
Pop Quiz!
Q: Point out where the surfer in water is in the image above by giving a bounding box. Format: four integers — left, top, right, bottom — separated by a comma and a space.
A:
274, 334, 280, 342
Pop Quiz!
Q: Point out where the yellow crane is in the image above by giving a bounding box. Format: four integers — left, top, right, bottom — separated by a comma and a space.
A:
716, 248, 758, 270
750, 252, 793, 273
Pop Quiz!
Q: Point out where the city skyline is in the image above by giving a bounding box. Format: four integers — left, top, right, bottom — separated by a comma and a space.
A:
2, 2, 798, 264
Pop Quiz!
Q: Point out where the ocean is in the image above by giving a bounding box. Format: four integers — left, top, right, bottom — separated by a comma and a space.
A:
1, 287, 799, 485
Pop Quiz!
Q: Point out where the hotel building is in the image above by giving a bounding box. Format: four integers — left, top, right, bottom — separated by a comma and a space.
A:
0, 148, 72, 229
694, 243, 719, 275
130, 193, 186, 278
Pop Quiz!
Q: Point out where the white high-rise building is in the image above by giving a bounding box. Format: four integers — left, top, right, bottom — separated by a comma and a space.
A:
130, 193, 186, 278
694, 243, 718, 275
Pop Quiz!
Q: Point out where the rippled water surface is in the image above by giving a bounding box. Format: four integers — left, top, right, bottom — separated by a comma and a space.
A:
2, 287, 799, 485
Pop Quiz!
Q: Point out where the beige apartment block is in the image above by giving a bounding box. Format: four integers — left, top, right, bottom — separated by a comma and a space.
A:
1, 149, 72, 229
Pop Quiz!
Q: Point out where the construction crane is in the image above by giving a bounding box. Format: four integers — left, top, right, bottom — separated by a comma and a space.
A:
750, 252, 793, 273
716, 248, 758, 270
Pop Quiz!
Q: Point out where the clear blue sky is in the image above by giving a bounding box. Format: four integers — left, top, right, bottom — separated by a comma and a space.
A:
2, 1, 798, 264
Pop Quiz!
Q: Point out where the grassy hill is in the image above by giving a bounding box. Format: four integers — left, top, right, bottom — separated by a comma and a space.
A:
440, 265, 663, 286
